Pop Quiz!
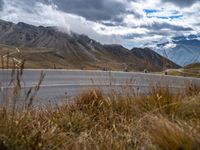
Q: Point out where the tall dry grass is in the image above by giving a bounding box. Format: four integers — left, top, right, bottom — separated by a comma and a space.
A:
0, 56, 200, 150
0, 87, 200, 149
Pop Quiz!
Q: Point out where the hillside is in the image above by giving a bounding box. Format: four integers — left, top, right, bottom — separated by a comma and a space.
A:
131, 48, 180, 71
185, 63, 200, 70
0, 19, 179, 71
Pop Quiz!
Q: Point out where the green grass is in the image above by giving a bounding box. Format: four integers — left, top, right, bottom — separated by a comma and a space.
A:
0, 87, 200, 150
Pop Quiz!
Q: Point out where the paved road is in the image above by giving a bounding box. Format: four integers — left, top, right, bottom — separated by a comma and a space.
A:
0, 69, 200, 105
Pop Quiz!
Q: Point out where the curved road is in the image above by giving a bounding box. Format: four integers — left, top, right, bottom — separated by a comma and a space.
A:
0, 69, 200, 105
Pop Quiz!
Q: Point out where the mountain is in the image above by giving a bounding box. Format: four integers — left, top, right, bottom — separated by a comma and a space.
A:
167, 44, 200, 67
130, 48, 179, 70
0, 19, 179, 71
153, 35, 200, 66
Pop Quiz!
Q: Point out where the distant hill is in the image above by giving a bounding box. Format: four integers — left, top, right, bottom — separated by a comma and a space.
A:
0, 19, 180, 71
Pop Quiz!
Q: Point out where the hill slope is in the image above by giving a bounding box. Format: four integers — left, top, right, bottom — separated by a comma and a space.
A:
185, 63, 200, 70
0, 19, 179, 71
131, 48, 180, 71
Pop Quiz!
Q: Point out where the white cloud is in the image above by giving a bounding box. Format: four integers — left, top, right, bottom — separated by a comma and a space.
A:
163, 42, 176, 49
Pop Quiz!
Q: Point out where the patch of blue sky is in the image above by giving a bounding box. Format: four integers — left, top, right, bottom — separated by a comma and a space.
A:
144, 9, 183, 20
169, 15, 183, 19
143, 8, 183, 20
147, 15, 183, 20
144, 9, 160, 14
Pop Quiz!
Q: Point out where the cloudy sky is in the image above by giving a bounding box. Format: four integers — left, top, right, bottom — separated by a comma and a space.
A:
0, 0, 199, 48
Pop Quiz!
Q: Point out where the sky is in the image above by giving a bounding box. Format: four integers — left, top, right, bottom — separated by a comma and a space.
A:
0, 0, 199, 48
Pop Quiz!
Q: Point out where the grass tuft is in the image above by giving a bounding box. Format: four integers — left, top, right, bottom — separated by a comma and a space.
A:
1, 88, 200, 149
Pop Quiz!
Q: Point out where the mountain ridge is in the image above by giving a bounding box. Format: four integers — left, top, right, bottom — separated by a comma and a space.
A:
152, 35, 200, 66
0, 19, 180, 71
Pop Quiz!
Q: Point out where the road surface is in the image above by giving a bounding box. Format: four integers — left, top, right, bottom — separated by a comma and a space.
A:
0, 69, 200, 105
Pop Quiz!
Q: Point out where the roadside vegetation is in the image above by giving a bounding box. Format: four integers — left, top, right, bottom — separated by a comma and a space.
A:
0, 88, 200, 150
0, 65, 200, 150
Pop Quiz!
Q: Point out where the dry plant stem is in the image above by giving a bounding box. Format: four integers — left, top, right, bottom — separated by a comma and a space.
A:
0, 87, 200, 150
27, 71, 45, 108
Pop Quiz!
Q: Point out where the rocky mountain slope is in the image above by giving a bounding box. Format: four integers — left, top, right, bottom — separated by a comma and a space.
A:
131, 48, 177, 70
0, 19, 180, 71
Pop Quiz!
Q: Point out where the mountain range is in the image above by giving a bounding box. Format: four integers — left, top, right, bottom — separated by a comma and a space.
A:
0, 19, 180, 71
152, 35, 200, 67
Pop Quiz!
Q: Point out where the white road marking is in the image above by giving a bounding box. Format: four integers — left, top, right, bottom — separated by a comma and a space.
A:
1, 83, 187, 89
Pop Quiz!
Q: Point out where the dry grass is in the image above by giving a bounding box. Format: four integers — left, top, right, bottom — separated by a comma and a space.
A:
0, 86, 200, 149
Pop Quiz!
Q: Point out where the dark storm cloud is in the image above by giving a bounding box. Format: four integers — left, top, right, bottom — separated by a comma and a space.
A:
52, 0, 142, 21
162, 0, 199, 7
0, 0, 3, 10
54, 0, 126, 21
12, 0, 129, 21
4, 0, 140, 23
142, 22, 193, 31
